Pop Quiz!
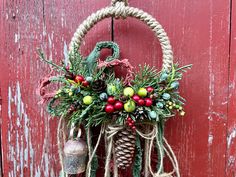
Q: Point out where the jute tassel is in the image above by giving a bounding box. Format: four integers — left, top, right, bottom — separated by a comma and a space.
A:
57, 121, 180, 177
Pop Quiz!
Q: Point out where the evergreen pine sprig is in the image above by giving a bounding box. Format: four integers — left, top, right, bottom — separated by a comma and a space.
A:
39, 41, 191, 127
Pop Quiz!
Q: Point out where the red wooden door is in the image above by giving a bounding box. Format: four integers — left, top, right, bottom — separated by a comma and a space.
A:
0, 0, 235, 176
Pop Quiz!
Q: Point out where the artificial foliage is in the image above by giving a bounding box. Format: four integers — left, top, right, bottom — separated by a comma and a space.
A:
38, 40, 191, 176
38, 42, 191, 128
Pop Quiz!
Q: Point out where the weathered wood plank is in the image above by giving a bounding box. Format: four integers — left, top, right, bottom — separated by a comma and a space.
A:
113, 0, 230, 176
0, 0, 234, 176
0, 0, 111, 176
226, 0, 236, 176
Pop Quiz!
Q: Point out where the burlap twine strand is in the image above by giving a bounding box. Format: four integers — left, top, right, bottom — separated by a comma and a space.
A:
58, 117, 180, 177
68, 0, 173, 71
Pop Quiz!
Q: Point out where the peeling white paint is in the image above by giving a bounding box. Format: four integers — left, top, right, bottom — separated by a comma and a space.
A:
7, 81, 55, 176
227, 128, 236, 148
208, 134, 213, 145
8, 86, 12, 118
14, 33, 20, 43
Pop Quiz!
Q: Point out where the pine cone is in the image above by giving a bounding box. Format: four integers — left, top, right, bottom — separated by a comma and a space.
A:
114, 127, 136, 169
91, 80, 107, 93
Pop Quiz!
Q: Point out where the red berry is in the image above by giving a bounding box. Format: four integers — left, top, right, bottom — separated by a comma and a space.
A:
128, 123, 133, 127
114, 101, 123, 110
145, 98, 153, 107
131, 120, 135, 124
137, 99, 145, 106
127, 117, 132, 122
82, 80, 89, 87
105, 104, 115, 113
65, 65, 70, 70
132, 95, 140, 102
75, 75, 84, 83
107, 97, 116, 104
146, 86, 154, 93
132, 126, 136, 130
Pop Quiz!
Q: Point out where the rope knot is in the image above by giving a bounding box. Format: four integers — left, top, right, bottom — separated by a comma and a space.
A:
111, 0, 128, 6
111, 1, 128, 19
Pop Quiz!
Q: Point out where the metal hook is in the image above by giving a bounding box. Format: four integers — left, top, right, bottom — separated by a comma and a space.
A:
111, 0, 128, 6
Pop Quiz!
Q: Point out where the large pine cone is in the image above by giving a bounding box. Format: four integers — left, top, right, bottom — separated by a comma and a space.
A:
114, 127, 136, 169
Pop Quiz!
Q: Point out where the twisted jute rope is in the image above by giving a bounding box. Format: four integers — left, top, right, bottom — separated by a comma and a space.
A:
68, 1, 173, 72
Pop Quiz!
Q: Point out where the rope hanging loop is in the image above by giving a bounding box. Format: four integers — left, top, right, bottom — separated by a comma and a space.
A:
111, 0, 128, 6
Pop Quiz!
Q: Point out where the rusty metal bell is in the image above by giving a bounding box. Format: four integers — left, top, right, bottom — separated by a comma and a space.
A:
63, 127, 88, 174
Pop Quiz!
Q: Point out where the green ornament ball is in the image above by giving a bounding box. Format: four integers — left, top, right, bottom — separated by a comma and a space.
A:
83, 96, 93, 105
124, 100, 136, 112
137, 88, 147, 97
123, 87, 135, 97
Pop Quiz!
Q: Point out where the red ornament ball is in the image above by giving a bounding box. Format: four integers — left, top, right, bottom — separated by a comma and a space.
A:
137, 99, 145, 106
75, 75, 84, 83
107, 96, 116, 104
132, 95, 141, 102
114, 101, 123, 110
105, 104, 115, 113
145, 98, 153, 107
146, 86, 154, 93
82, 80, 89, 87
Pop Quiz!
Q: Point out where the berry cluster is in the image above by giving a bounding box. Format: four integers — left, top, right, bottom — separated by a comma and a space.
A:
131, 86, 155, 107
166, 101, 185, 116
105, 97, 124, 113
126, 117, 136, 130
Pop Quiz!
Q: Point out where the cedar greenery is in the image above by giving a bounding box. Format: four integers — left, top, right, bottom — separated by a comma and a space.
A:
38, 42, 191, 128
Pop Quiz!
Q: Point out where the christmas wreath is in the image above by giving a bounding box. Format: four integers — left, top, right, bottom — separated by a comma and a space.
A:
38, 1, 191, 177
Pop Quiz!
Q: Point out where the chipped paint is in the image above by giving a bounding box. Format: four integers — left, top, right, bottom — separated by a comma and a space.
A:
227, 128, 236, 148
7, 81, 54, 176
208, 134, 214, 145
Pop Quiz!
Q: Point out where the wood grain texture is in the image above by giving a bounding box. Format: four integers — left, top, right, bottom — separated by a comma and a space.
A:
114, 0, 230, 177
0, 0, 111, 176
226, 0, 236, 176
0, 0, 235, 176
